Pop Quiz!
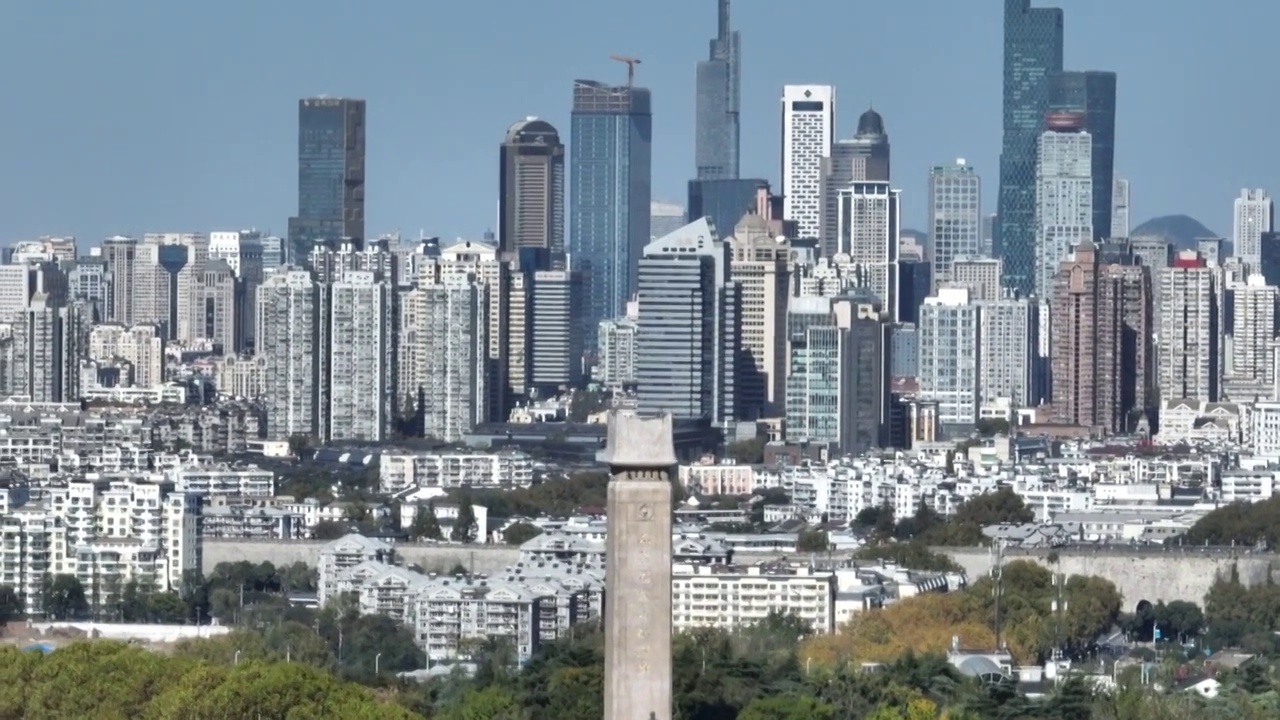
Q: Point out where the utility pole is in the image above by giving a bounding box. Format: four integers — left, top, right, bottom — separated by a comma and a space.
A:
993, 541, 1005, 651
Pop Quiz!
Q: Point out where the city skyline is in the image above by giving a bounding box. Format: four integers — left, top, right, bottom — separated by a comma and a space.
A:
0, 0, 1272, 246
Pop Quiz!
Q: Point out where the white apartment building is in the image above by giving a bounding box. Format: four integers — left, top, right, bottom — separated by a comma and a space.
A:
1158, 254, 1223, 402
213, 354, 264, 400
87, 324, 165, 389
836, 181, 900, 320
316, 534, 397, 606
597, 317, 638, 390
208, 230, 263, 278
918, 288, 981, 426
977, 297, 1035, 410
169, 463, 274, 496
781, 85, 834, 240
45, 478, 199, 596
1233, 189, 1273, 265
1252, 401, 1280, 458
950, 258, 1003, 301
323, 272, 391, 443
1034, 122, 1092, 299
1110, 178, 1130, 239
412, 579, 543, 664
378, 450, 533, 494
0, 510, 70, 615
1227, 275, 1276, 392
678, 461, 757, 496
672, 562, 836, 635
256, 270, 318, 440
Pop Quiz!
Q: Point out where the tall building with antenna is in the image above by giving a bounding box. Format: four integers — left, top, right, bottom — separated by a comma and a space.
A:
695, 0, 740, 180
569, 65, 652, 346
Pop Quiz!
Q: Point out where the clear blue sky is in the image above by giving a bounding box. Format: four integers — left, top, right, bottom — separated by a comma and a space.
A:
1, 0, 1270, 248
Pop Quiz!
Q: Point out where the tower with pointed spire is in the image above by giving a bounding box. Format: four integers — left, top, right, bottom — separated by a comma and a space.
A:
694, 0, 741, 180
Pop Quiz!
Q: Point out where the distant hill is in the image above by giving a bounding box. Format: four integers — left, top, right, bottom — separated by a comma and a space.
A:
1130, 215, 1220, 252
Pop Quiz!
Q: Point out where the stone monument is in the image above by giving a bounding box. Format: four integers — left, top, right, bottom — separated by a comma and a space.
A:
603, 410, 676, 720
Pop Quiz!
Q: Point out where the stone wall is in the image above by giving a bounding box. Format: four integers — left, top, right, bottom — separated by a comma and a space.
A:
939, 546, 1276, 607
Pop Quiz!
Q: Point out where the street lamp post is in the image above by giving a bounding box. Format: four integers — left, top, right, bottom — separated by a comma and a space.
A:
375, 652, 382, 675
234, 650, 241, 666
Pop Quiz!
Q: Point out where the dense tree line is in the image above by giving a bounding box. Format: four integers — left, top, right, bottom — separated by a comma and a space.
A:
0, 641, 416, 719
854, 488, 1035, 553
449, 471, 611, 519
1183, 495, 1280, 548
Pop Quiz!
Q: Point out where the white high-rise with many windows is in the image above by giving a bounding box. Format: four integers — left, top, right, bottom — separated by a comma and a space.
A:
256, 270, 318, 440
781, 85, 834, 240
1034, 121, 1092, 300
917, 287, 981, 426
1110, 178, 1130, 239
1233, 189, 1273, 265
322, 271, 391, 443
929, 159, 982, 289
837, 181, 900, 321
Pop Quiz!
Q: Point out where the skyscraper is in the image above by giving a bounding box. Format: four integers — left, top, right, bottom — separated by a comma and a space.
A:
781, 85, 835, 241
321, 271, 393, 442
917, 287, 981, 427
499, 118, 565, 259
256, 270, 320, 440
837, 181, 900, 320
998, 0, 1064, 296
694, 0, 740, 180
288, 97, 367, 262
1233, 188, 1274, 265
819, 109, 891, 254
1111, 179, 1130, 239
1158, 251, 1223, 403
1049, 70, 1117, 240
928, 159, 982, 289
1034, 112, 1093, 299
727, 212, 789, 416
570, 79, 652, 345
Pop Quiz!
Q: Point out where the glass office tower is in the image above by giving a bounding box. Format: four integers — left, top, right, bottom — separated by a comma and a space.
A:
997, 0, 1063, 297
1050, 71, 1117, 242
694, 0, 740, 180
288, 97, 366, 263
569, 80, 652, 347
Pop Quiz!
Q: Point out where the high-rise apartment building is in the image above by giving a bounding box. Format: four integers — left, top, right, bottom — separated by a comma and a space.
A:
435, 240, 509, 418
998, 0, 1064, 296
694, 0, 740, 180
837, 181, 900, 320
929, 159, 982, 288
570, 79, 652, 345
1049, 70, 1117, 240
288, 97, 366, 261
408, 269, 488, 442
1158, 251, 1223, 403
1048, 243, 1152, 432
978, 297, 1035, 410
88, 323, 165, 389
319, 272, 393, 442
67, 257, 111, 322
102, 236, 137, 325
1034, 113, 1093, 299
781, 85, 834, 240
917, 287, 981, 427
635, 219, 738, 424
727, 212, 789, 416
1233, 189, 1274, 265
1110, 179, 1130, 239
256, 270, 320, 440
597, 316, 638, 390
499, 118, 565, 259
17, 294, 84, 403
1226, 274, 1277, 396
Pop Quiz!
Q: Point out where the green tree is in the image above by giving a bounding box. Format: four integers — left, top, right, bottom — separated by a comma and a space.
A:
796, 528, 830, 553
311, 520, 350, 540
452, 502, 479, 543
0, 585, 23, 623
1156, 600, 1205, 642
855, 541, 963, 573
44, 574, 88, 620
441, 686, 524, 720
501, 522, 543, 545
410, 503, 444, 541
738, 695, 837, 720
725, 436, 767, 465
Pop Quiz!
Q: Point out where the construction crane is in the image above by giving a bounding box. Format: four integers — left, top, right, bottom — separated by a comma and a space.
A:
609, 54, 642, 87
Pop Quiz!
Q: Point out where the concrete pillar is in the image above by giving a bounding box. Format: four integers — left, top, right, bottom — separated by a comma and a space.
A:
603, 410, 675, 720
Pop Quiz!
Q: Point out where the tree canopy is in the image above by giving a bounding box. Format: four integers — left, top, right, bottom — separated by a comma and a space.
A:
1184, 496, 1280, 548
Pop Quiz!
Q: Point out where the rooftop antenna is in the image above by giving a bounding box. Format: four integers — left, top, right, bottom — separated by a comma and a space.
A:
609, 54, 642, 87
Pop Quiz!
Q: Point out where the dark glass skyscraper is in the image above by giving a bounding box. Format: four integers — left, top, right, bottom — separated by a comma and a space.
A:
997, 0, 1063, 297
687, 178, 767, 241
694, 0, 740, 180
288, 97, 366, 263
569, 79, 652, 346
1051, 71, 1117, 242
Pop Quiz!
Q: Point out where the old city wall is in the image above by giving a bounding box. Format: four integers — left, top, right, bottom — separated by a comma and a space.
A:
940, 546, 1277, 607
